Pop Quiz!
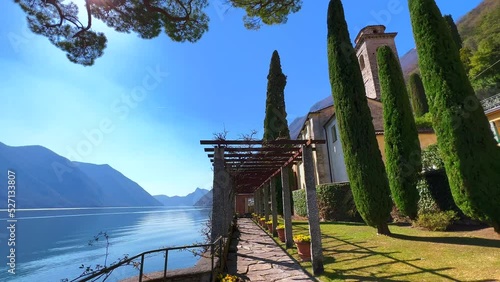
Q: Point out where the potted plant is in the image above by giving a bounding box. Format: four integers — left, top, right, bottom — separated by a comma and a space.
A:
259, 217, 266, 227
293, 234, 311, 261
276, 224, 285, 242
265, 221, 273, 232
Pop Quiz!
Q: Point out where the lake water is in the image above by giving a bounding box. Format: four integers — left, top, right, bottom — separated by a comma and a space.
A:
0, 207, 211, 282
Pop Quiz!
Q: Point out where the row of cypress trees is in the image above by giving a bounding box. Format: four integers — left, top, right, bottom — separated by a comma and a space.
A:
326, 0, 499, 234
262, 0, 499, 234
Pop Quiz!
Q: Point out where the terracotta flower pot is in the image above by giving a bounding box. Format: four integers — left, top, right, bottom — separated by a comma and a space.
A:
276, 228, 285, 242
259, 219, 266, 227
267, 223, 273, 232
295, 241, 311, 262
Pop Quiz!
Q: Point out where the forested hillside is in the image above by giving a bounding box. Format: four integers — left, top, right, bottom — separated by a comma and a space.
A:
458, 0, 500, 99
401, 0, 499, 99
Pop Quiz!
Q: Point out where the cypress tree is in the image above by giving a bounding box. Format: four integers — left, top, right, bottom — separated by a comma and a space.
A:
263, 50, 291, 215
409, 0, 500, 232
378, 46, 421, 219
327, 0, 392, 235
443, 14, 462, 50
408, 73, 429, 117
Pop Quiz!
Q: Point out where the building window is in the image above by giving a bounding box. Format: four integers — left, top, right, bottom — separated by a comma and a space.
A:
359, 55, 366, 70
331, 125, 338, 143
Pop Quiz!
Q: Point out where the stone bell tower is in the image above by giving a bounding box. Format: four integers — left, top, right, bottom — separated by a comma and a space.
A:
354, 25, 399, 101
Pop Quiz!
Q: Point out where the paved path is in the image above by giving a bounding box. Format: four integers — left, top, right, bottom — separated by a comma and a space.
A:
226, 218, 315, 281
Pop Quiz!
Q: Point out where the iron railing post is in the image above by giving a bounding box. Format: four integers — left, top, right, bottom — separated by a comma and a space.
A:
163, 249, 168, 280
139, 254, 145, 282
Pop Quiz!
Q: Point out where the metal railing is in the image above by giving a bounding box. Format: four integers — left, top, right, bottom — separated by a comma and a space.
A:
481, 93, 500, 112
75, 236, 224, 282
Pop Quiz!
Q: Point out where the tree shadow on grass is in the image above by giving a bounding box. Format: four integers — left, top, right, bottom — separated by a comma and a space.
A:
320, 233, 460, 282
390, 233, 500, 248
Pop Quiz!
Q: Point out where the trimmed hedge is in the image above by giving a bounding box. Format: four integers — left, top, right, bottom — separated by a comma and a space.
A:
418, 145, 459, 213
292, 189, 307, 217
423, 169, 458, 212
292, 183, 362, 222
317, 183, 361, 222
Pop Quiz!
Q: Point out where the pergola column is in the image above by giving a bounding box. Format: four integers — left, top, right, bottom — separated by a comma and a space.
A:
281, 166, 293, 248
226, 177, 235, 231
259, 188, 264, 215
254, 190, 259, 215
270, 177, 278, 237
211, 147, 226, 242
263, 182, 270, 221
303, 144, 324, 275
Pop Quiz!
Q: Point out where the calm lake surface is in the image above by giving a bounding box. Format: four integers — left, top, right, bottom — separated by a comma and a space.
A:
0, 207, 210, 282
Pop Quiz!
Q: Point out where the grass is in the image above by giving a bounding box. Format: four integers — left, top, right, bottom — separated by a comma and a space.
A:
271, 220, 500, 282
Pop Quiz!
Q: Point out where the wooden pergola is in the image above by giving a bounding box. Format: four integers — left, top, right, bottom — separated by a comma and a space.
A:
201, 139, 324, 193
200, 139, 326, 275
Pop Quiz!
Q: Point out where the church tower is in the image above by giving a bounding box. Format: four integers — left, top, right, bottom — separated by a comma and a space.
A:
354, 25, 399, 101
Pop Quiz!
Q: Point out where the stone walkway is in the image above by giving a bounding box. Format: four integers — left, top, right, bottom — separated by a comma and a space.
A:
226, 218, 315, 281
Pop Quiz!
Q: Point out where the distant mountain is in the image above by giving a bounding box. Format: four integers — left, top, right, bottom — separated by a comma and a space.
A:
154, 188, 209, 206
194, 189, 213, 207
0, 142, 162, 208
75, 162, 161, 207
400, 48, 419, 80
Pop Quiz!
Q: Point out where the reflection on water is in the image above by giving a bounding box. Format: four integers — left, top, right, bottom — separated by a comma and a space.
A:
0, 207, 210, 281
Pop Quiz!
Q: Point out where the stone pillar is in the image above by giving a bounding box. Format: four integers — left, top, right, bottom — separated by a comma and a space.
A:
263, 182, 270, 221
281, 167, 294, 248
259, 188, 264, 215
212, 147, 226, 242
256, 188, 262, 216
303, 144, 324, 275
253, 190, 259, 214
270, 177, 278, 237
226, 176, 235, 232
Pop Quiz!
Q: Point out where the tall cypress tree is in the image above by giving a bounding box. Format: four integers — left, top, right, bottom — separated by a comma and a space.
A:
263, 50, 291, 215
327, 0, 392, 235
378, 46, 421, 219
443, 14, 462, 50
409, 0, 500, 232
408, 73, 429, 117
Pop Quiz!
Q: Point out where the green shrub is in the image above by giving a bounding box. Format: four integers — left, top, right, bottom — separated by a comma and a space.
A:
292, 184, 362, 222
414, 113, 433, 130
292, 189, 307, 217
316, 183, 361, 222
416, 177, 439, 214
418, 145, 459, 213
421, 144, 444, 172
414, 210, 458, 231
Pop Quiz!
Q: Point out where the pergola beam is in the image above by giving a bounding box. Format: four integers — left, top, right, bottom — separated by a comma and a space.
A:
201, 139, 324, 194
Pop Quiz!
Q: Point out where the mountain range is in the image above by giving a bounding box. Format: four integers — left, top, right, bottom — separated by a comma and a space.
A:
0, 142, 206, 208
154, 188, 210, 206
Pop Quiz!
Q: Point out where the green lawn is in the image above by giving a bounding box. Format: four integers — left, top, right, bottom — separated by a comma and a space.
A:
272, 220, 500, 282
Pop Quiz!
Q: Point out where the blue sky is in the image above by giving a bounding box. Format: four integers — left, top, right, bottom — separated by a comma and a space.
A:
0, 0, 482, 197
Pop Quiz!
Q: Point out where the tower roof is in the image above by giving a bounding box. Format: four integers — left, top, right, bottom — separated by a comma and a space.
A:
354, 25, 397, 50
